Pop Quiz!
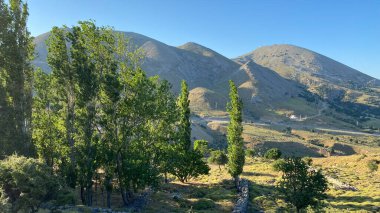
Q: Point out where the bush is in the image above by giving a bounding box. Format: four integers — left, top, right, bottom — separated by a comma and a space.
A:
284, 127, 292, 134
367, 160, 379, 172
208, 150, 228, 170
264, 148, 282, 160
192, 198, 215, 210
245, 149, 256, 158
275, 157, 328, 212
0, 155, 72, 212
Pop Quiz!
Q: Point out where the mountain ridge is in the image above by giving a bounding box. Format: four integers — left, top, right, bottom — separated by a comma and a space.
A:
33, 31, 380, 129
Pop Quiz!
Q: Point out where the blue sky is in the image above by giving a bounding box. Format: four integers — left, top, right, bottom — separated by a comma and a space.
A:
27, 0, 380, 79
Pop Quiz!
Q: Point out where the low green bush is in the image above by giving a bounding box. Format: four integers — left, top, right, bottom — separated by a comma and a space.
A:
264, 148, 282, 160
192, 198, 215, 210
0, 155, 74, 213
367, 160, 379, 172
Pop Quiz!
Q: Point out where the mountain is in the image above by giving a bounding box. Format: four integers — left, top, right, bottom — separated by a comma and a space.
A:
235, 44, 380, 105
33, 32, 380, 129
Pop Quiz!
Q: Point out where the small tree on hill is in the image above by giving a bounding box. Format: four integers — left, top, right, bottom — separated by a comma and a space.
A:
208, 150, 228, 170
264, 148, 282, 160
226, 80, 245, 188
194, 140, 209, 156
273, 157, 328, 212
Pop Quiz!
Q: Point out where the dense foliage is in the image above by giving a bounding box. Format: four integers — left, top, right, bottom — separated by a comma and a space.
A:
32, 22, 208, 207
273, 157, 328, 212
0, 155, 72, 213
0, 0, 34, 157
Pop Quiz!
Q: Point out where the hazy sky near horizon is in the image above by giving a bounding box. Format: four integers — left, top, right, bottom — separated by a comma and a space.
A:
27, 0, 380, 79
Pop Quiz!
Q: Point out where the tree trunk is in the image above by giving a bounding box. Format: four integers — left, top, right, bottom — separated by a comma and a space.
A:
80, 186, 85, 204
120, 187, 128, 206
105, 176, 112, 208
86, 186, 93, 206
106, 190, 111, 208
234, 176, 240, 190
164, 172, 168, 183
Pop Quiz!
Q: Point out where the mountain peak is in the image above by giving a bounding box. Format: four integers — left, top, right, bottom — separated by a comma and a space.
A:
178, 42, 220, 58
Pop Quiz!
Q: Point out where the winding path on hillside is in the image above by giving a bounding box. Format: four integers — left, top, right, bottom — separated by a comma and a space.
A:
191, 115, 380, 137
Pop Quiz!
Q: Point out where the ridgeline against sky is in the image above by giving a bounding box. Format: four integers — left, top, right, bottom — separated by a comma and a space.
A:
27, 0, 380, 79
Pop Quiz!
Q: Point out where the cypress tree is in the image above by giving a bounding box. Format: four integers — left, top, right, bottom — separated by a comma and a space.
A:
170, 80, 209, 182
177, 80, 191, 151
226, 80, 245, 188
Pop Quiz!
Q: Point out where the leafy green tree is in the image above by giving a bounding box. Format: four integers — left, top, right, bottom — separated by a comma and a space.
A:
46, 26, 76, 187
0, 0, 34, 157
117, 69, 176, 204
264, 148, 282, 160
32, 69, 66, 167
274, 157, 328, 212
194, 140, 209, 156
170, 80, 210, 182
170, 149, 210, 182
226, 80, 245, 188
208, 150, 228, 170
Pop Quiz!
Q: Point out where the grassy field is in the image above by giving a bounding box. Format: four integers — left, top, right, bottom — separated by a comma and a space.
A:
143, 153, 379, 213
144, 123, 380, 212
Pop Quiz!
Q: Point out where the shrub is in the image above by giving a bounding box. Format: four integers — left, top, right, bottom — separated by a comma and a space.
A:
208, 150, 228, 170
245, 149, 256, 158
194, 140, 209, 156
275, 157, 328, 212
367, 160, 379, 173
192, 198, 215, 210
264, 148, 282, 160
283, 127, 292, 134
0, 155, 72, 212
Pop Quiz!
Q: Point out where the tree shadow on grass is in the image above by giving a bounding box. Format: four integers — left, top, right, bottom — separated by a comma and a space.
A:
260, 141, 322, 157
327, 195, 380, 211
242, 171, 276, 178
331, 143, 356, 155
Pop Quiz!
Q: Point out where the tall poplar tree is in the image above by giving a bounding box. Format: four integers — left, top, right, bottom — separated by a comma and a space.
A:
170, 80, 209, 182
226, 80, 245, 188
177, 80, 191, 151
46, 27, 77, 187
0, 0, 34, 156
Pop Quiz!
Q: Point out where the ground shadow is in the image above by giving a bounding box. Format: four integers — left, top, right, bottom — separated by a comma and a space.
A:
144, 179, 237, 213
331, 143, 356, 155
242, 171, 276, 178
259, 141, 322, 157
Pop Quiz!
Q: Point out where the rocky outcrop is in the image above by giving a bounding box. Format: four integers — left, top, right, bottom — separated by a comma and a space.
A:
232, 178, 249, 213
